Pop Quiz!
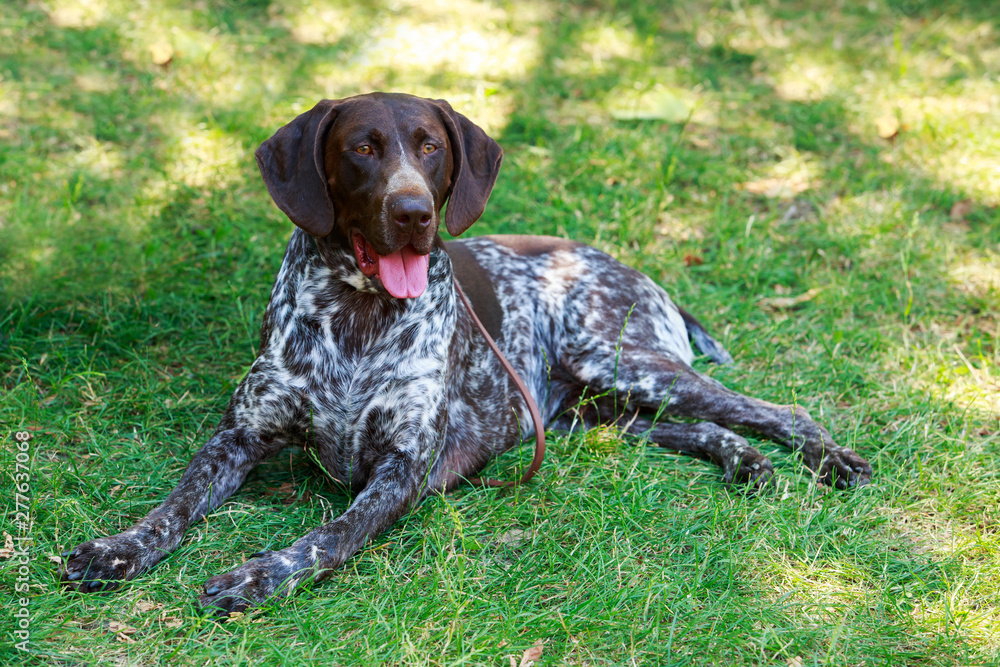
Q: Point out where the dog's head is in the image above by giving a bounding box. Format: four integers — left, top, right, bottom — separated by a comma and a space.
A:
255, 92, 503, 299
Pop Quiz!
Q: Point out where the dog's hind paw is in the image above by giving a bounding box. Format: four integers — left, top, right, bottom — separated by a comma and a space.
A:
723, 451, 774, 492
816, 446, 871, 489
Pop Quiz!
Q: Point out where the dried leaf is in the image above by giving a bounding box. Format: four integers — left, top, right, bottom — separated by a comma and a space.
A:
519, 639, 544, 667
108, 621, 137, 635
150, 41, 174, 66
950, 199, 973, 222
161, 615, 183, 629
0, 532, 14, 559
47, 554, 63, 565
498, 528, 529, 547
136, 600, 164, 613
740, 177, 812, 199
265, 481, 311, 505
787, 657, 804, 667
683, 253, 704, 267
758, 288, 822, 312
116, 632, 136, 643
875, 115, 900, 140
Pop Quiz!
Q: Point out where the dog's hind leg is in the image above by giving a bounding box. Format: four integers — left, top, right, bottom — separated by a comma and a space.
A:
623, 416, 775, 489
560, 395, 774, 489
563, 344, 870, 489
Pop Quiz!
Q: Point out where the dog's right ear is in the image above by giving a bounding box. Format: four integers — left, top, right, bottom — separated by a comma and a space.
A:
255, 100, 342, 237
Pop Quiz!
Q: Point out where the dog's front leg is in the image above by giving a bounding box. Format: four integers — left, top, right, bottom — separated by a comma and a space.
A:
198, 448, 425, 617
62, 427, 287, 591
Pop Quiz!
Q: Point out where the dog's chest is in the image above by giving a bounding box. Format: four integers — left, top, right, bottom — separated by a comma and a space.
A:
263, 241, 455, 462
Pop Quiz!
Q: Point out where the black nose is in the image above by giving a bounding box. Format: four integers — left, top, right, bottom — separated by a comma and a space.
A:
391, 197, 433, 230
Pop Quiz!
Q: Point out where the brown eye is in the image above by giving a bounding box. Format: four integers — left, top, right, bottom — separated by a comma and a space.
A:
422, 143, 437, 155
355, 145, 372, 155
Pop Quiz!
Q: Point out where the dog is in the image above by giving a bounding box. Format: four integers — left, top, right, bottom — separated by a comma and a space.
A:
61, 92, 871, 615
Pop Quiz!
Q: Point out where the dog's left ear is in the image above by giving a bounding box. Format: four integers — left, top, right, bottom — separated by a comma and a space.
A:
434, 101, 503, 237
255, 99, 343, 237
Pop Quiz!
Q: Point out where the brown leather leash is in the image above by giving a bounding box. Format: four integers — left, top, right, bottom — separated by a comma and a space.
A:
453, 278, 546, 488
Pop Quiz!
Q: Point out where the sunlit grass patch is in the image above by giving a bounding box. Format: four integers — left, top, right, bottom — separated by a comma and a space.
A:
161, 116, 246, 189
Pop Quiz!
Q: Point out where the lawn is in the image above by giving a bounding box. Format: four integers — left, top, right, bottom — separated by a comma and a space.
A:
1, 0, 999, 664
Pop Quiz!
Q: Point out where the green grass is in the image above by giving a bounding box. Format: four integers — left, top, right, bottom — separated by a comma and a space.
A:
2, 0, 999, 664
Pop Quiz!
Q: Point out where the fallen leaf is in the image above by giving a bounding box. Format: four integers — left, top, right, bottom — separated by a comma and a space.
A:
136, 600, 164, 613
509, 658, 517, 667
265, 481, 310, 505
519, 639, 544, 667
683, 253, 704, 267
758, 288, 822, 312
150, 41, 174, 66
950, 199, 973, 222
0, 532, 14, 559
116, 632, 136, 643
740, 177, 812, 199
161, 615, 183, 629
498, 528, 530, 547
875, 115, 900, 140
108, 621, 137, 635
787, 657, 804, 667
47, 554, 63, 565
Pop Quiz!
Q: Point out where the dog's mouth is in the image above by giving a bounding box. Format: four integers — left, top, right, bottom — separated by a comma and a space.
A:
351, 231, 429, 299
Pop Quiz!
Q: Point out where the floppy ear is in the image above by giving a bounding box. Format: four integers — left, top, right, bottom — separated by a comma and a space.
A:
255, 100, 342, 237
435, 101, 503, 237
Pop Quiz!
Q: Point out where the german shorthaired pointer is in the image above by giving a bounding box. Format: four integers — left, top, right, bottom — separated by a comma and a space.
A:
61, 92, 871, 616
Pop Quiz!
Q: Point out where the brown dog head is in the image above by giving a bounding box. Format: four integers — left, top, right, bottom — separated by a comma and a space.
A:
255, 93, 503, 298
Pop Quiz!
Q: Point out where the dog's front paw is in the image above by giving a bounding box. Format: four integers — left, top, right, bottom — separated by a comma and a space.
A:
816, 446, 871, 489
199, 551, 307, 618
61, 534, 152, 592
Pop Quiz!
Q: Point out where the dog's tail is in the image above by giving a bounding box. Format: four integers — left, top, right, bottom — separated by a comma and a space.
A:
677, 306, 734, 365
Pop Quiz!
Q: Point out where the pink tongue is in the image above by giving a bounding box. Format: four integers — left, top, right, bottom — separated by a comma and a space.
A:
378, 245, 429, 299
